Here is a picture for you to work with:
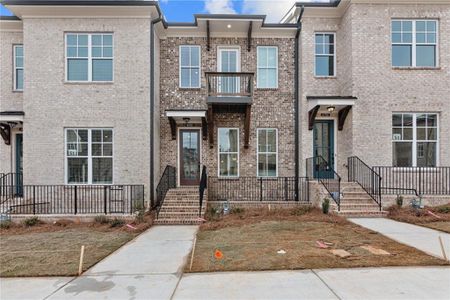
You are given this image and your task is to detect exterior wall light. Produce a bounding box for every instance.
[327,106,336,113]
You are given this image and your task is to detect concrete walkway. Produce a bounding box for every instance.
[349,218,450,259]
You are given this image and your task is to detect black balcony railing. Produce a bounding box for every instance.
[155,165,176,215]
[206,72,254,97]
[348,156,382,210]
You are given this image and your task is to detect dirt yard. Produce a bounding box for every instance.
[387,203,450,233]
[0,214,153,277]
[186,207,448,272]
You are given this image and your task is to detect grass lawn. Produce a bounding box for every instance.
[187,207,448,272]
[387,203,450,234]
[0,215,152,277]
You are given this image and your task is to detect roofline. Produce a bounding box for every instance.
[0,15,21,20]
[295,0,341,7]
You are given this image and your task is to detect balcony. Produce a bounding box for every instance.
[205,72,254,103]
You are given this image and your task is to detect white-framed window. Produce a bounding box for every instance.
[315,32,336,77]
[392,20,438,67]
[218,128,239,177]
[392,113,438,167]
[179,45,200,88]
[66,33,113,82]
[257,46,278,88]
[257,128,278,177]
[13,45,23,91]
[65,128,113,184]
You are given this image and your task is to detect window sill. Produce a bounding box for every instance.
[392,67,441,71]
[256,88,279,91]
[179,87,202,91]
[217,177,240,180]
[314,76,337,79]
[64,81,114,85]
[12,90,23,93]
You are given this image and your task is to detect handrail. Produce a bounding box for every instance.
[155,165,176,216]
[348,156,382,211]
[306,156,341,211]
[199,165,207,217]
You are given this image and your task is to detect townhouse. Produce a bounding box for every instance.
[0,0,449,223]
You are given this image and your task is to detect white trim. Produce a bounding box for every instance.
[13,44,23,91]
[177,127,202,187]
[0,115,24,122]
[256,46,279,89]
[217,127,240,178]
[307,98,355,111]
[256,128,278,177]
[179,45,201,88]
[165,110,206,118]
[314,32,336,77]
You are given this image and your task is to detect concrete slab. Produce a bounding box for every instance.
[173,270,338,300]
[48,274,179,300]
[350,218,450,259]
[0,277,74,300]
[316,266,450,300]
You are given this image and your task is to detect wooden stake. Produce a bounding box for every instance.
[78,245,85,275]
[439,236,448,261]
[189,237,197,271]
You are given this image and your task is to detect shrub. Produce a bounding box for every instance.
[322,198,330,214]
[396,195,404,207]
[230,207,245,215]
[22,217,40,227]
[436,205,450,214]
[109,217,125,228]
[205,206,221,221]
[291,205,313,216]
[134,201,146,224]
[94,215,110,224]
[0,220,12,229]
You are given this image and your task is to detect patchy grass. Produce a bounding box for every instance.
[187,207,448,272]
[387,203,450,233]
[0,214,153,277]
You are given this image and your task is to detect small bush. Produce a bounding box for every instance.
[205,206,221,221]
[109,217,125,228]
[134,201,146,224]
[0,220,12,229]
[22,217,40,227]
[94,215,110,224]
[291,205,313,216]
[230,207,245,215]
[322,198,330,214]
[396,195,404,207]
[436,205,450,214]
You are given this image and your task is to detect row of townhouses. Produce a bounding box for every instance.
[0,0,449,223]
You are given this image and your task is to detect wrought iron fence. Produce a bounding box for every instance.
[155,165,176,214]
[0,173,22,199]
[348,156,382,210]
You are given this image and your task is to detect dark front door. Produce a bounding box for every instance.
[313,120,335,179]
[179,129,201,186]
[15,133,23,196]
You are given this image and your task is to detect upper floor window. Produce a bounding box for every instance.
[257,46,278,88]
[392,20,438,67]
[179,45,200,88]
[66,33,113,82]
[315,33,335,77]
[13,45,23,91]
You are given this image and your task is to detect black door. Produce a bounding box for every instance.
[179,129,201,185]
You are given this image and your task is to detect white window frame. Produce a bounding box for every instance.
[13,44,23,91]
[314,32,336,77]
[64,128,114,185]
[257,128,278,177]
[65,33,114,83]
[179,45,201,88]
[217,127,239,178]
[391,19,439,68]
[257,46,278,89]
[392,113,439,167]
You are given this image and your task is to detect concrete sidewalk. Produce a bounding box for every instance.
[349,218,450,259]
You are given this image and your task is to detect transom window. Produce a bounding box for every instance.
[179,45,200,88]
[392,20,438,67]
[315,33,335,77]
[13,45,23,91]
[392,113,438,167]
[257,129,278,177]
[66,128,113,184]
[218,128,239,177]
[66,33,113,82]
[257,46,278,88]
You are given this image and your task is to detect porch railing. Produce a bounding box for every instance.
[373,166,450,195]
[348,156,382,211]
[205,72,254,97]
[0,172,23,200]
[208,176,309,202]
[155,165,176,215]
[199,165,207,216]
[306,156,341,210]
[0,184,144,215]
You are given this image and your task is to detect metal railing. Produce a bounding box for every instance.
[306,156,341,210]
[348,156,382,211]
[199,165,207,217]
[0,184,144,215]
[208,176,309,202]
[206,72,254,97]
[155,165,176,215]
[0,172,23,200]
[373,166,450,195]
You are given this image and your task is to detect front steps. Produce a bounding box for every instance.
[333,182,387,218]
[154,187,207,225]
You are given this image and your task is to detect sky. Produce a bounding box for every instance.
[0,0,326,23]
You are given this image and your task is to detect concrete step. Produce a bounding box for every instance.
[336,210,388,218]
[340,198,375,203]
[159,206,205,213]
[337,204,381,211]
[154,218,204,225]
[158,211,205,218]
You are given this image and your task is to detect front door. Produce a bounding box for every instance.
[218,47,240,94]
[179,129,201,186]
[313,120,335,179]
[15,133,23,196]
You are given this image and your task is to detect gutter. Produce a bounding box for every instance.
[294,6,304,201]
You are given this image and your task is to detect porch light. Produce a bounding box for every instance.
[327,106,336,113]
[183,117,190,124]
[227,24,232,28]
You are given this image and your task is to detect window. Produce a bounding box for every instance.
[257,46,278,88]
[218,128,239,177]
[392,20,437,67]
[13,45,23,91]
[257,129,278,177]
[66,33,113,82]
[315,33,335,76]
[179,45,200,88]
[66,128,113,184]
[392,113,438,167]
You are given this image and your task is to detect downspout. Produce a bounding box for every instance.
[150,13,162,208]
[294,6,304,201]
